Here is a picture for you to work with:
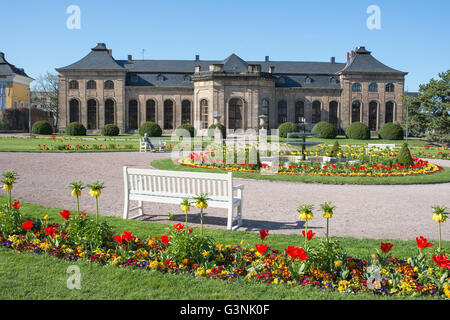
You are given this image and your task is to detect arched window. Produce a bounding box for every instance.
[277,100,287,125]
[69,99,80,123]
[369,101,378,131]
[369,83,378,92]
[181,100,191,124]
[69,80,79,90]
[352,83,362,92]
[104,99,115,125]
[385,101,394,123]
[199,99,209,129]
[385,83,395,92]
[87,99,97,130]
[86,80,96,90]
[352,100,361,123]
[163,100,174,130]
[312,101,321,124]
[146,99,156,123]
[20,101,24,108]
[104,80,114,89]
[329,101,338,127]
[229,98,244,130]
[261,99,269,128]
[295,101,304,123]
[128,100,138,130]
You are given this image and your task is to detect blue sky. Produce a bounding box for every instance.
[1,0,449,91]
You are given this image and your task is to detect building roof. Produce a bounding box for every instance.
[57,43,126,71]
[0,52,31,78]
[339,46,407,75]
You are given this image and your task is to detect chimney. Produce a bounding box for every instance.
[195,65,201,73]
[265,56,269,62]
[330,57,335,64]
[108,49,112,56]
[346,52,350,61]
[195,54,200,61]
[351,51,355,58]
[128,55,133,62]
[268,66,275,74]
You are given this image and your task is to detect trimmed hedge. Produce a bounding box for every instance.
[378,122,404,140]
[175,124,195,137]
[278,122,299,138]
[312,121,337,139]
[66,122,86,136]
[139,122,162,137]
[396,143,414,168]
[31,120,53,135]
[0,120,10,130]
[208,124,227,139]
[345,122,370,140]
[101,124,120,136]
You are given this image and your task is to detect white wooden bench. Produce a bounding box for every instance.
[140,138,167,152]
[368,144,396,151]
[123,167,244,230]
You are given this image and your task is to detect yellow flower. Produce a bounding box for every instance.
[323,211,333,219]
[202,251,209,257]
[43,215,49,220]
[89,189,101,197]
[444,285,450,298]
[71,189,82,197]
[334,260,342,268]
[181,205,190,212]
[240,240,246,245]
[432,213,446,222]
[195,202,208,209]
[3,184,12,190]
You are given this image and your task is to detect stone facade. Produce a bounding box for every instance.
[56,44,407,135]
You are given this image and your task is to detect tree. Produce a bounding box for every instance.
[406,70,450,143]
[31,72,59,130]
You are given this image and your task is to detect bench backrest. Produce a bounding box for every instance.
[141,138,161,146]
[124,167,233,201]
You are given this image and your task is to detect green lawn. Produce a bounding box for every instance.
[1,197,447,300]
[151,158,450,185]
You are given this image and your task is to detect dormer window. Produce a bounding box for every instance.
[305,76,312,84]
[184,74,191,81]
[369,83,378,92]
[329,77,339,84]
[157,73,165,81]
[385,83,395,92]
[69,80,79,90]
[86,80,96,90]
[352,83,362,92]
[130,74,138,82]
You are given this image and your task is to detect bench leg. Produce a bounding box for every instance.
[123,197,129,219]
[227,206,233,230]
[138,201,144,216]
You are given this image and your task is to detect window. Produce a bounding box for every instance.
[146,99,156,123]
[228,98,243,130]
[69,99,80,123]
[385,101,394,123]
[312,101,321,124]
[295,101,304,123]
[351,100,361,123]
[130,74,138,82]
[104,99,115,125]
[369,83,378,92]
[13,101,18,108]
[87,99,97,130]
[163,100,174,130]
[277,101,287,125]
[200,99,209,129]
[385,83,395,92]
[128,100,138,130]
[104,80,114,89]
[157,74,165,81]
[20,101,24,108]
[369,101,378,131]
[181,100,191,124]
[69,80,79,90]
[261,99,269,128]
[329,101,338,127]
[0,83,6,109]
[352,83,362,92]
[184,75,191,81]
[86,80,96,90]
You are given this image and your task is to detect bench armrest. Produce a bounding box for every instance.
[233,184,244,191]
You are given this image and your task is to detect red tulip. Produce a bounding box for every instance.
[256,244,268,255]
[302,230,316,241]
[113,235,123,244]
[189,228,193,233]
[161,235,171,245]
[284,246,308,261]
[432,254,450,269]
[59,210,71,220]
[45,226,57,237]
[259,229,269,240]
[22,220,33,231]
[122,231,134,242]
[174,223,184,231]
[416,236,433,250]
[296,247,308,261]
[11,201,22,209]
[380,242,393,253]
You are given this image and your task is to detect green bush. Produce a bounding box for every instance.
[208,124,226,139]
[345,122,370,140]
[175,124,195,137]
[329,140,341,157]
[66,122,87,136]
[278,122,299,138]
[312,121,337,139]
[396,143,414,168]
[0,121,9,130]
[139,122,162,137]
[101,124,120,136]
[31,120,53,135]
[378,122,404,140]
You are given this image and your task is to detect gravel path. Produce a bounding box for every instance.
[1,152,449,241]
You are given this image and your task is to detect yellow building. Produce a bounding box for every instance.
[0,52,34,110]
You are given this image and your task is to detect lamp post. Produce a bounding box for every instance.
[405,86,409,144]
[28,88,32,133]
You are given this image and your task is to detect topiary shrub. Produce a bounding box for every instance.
[378,122,404,140]
[345,122,370,140]
[0,120,10,130]
[278,122,299,138]
[175,124,195,137]
[31,120,53,135]
[66,122,86,136]
[101,124,120,136]
[329,140,341,157]
[312,121,337,139]
[208,124,226,139]
[139,121,162,137]
[396,142,414,168]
